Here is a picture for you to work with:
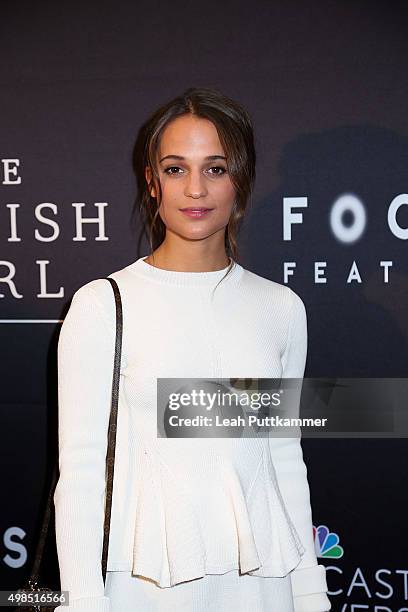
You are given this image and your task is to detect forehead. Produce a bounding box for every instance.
[158,115,225,158]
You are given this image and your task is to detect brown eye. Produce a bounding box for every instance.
[164,166,183,175]
[208,166,227,176]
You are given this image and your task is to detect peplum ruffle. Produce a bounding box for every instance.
[131,444,306,588]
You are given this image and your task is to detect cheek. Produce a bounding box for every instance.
[213,176,235,198]
[158,181,181,208]
[160,178,176,196]
[215,182,236,213]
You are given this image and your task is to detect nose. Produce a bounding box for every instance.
[184,169,207,198]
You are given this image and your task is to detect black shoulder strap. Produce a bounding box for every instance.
[101,277,123,584]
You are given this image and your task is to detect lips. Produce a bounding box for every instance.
[179,207,214,218]
[180,207,213,211]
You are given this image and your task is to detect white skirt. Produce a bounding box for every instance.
[105,569,295,612]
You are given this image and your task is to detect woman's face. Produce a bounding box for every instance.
[145,114,236,243]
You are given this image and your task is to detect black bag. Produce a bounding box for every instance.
[17,277,123,611]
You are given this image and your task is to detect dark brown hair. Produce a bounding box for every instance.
[134,86,256,287]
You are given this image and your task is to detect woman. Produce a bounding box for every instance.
[53,87,331,611]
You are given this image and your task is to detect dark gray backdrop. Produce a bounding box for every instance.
[1,1,407,609]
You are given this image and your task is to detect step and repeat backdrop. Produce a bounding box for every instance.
[1,1,407,610]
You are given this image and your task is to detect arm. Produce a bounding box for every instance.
[269,288,331,612]
[53,282,114,612]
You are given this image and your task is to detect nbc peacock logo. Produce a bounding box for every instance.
[313,524,344,558]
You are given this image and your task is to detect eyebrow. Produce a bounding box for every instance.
[159,154,227,163]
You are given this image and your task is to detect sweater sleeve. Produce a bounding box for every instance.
[53,282,115,612]
[268,289,331,612]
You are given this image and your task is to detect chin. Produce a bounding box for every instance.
[172,223,219,241]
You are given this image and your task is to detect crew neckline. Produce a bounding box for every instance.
[126,256,243,287]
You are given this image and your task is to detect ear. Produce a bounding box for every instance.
[145,166,157,199]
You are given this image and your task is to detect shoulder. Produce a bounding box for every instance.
[240,267,307,319]
[67,261,136,330]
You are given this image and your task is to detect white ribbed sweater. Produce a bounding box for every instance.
[53,256,331,612]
